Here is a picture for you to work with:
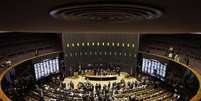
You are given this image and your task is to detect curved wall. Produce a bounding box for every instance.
[0,51,201,101]
[138,51,201,101]
[0,51,62,101]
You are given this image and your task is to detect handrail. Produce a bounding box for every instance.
[138,51,201,101]
[0,51,62,101]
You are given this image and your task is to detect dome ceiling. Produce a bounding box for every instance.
[0,0,201,33]
[49,2,163,23]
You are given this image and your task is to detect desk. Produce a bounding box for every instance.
[85,75,117,81]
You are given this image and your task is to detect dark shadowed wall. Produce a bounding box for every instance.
[62,33,139,76]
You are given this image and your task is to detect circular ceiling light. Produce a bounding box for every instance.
[49,3,163,23]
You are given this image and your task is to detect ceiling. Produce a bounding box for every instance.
[0,0,201,33]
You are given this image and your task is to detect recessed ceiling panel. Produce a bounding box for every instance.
[49,2,163,23]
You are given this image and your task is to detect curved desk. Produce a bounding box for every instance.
[85,74,117,81]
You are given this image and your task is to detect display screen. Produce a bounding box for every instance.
[34,57,59,80]
[142,58,167,80]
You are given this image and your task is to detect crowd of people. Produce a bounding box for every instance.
[78,64,121,76]
[39,79,148,101]
[26,73,181,101]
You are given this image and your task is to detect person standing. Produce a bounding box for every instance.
[35,48,38,56]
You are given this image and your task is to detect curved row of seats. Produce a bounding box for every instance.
[0,33,61,72]
[140,37,201,74]
[27,80,176,101]
[115,85,175,101]
[140,34,201,60]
